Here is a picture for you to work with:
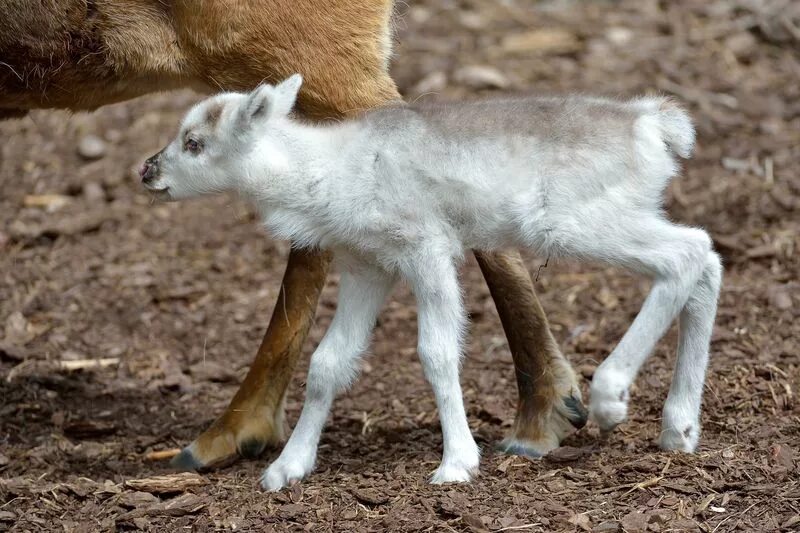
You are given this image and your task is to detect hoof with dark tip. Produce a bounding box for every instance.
[562,396,589,429]
[497,440,545,459]
[170,447,204,471]
[238,438,267,459]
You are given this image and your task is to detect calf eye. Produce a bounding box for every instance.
[184,138,202,154]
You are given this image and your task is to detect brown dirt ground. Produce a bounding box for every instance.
[1,1,799,532]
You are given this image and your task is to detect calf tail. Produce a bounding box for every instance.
[653,98,695,159]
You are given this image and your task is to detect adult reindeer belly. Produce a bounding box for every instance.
[0,0,191,112]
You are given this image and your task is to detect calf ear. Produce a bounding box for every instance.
[271,74,303,117]
[237,74,303,128]
[239,84,273,126]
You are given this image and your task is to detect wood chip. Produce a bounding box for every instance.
[118,493,206,520]
[546,446,590,463]
[144,449,181,462]
[461,513,488,532]
[60,358,119,371]
[23,194,71,211]
[352,488,389,506]
[624,475,664,494]
[63,420,117,439]
[124,473,208,494]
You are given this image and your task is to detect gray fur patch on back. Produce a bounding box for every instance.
[365,95,641,148]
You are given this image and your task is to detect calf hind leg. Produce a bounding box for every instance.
[586,221,713,440]
[660,251,722,451]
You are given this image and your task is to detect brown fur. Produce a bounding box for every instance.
[204,102,224,129]
[0,0,397,118]
[1,0,585,468]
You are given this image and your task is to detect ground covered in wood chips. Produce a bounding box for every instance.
[1,1,799,531]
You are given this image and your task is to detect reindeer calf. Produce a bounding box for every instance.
[140,75,722,490]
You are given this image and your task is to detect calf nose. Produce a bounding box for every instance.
[140,155,159,184]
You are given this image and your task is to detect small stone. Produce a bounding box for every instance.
[341,507,358,520]
[768,285,793,310]
[119,490,159,509]
[459,11,486,30]
[188,361,238,383]
[413,71,447,94]
[461,513,488,532]
[502,29,581,54]
[409,6,431,24]
[620,511,649,532]
[568,512,592,531]
[722,448,735,459]
[605,27,634,46]
[759,117,784,135]
[132,517,151,530]
[724,32,756,58]
[77,134,107,160]
[83,182,106,202]
[105,129,123,143]
[454,65,510,90]
[593,521,621,532]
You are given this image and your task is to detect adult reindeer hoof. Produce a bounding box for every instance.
[171,445,209,471]
[498,392,588,458]
[171,409,284,470]
[561,395,589,429]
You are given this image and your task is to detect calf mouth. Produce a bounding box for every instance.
[143,183,171,200]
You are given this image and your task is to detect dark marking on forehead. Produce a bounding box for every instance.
[205,102,224,129]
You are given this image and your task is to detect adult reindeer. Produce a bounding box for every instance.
[0,0,587,470]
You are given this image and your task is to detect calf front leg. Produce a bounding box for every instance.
[405,257,480,483]
[261,261,395,490]
[173,248,331,470]
[474,250,587,457]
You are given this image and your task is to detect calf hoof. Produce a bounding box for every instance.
[589,369,630,433]
[589,394,629,433]
[261,453,316,491]
[429,440,480,484]
[430,463,478,484]
[659,417,699,453]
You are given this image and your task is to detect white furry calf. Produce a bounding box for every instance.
[140,75,721,490]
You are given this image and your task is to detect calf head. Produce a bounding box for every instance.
[140,74,304,200]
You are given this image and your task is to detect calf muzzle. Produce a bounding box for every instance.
[140,151,163,185]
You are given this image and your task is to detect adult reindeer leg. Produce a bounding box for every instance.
[173,249,331,469]
[475,250,588,456]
